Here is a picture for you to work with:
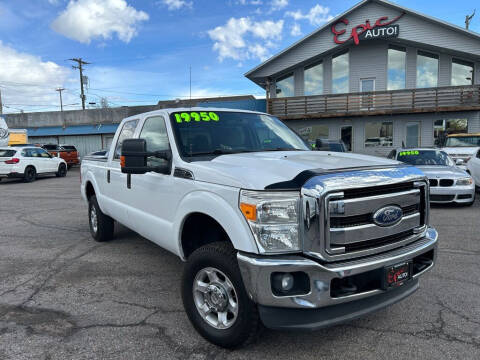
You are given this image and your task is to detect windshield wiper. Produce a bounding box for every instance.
[188,149,255,157]
[188,148,304,157]
[260,147,304,152]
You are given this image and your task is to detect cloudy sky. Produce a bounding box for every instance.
[0,0,478,113]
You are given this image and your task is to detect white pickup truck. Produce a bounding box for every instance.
[81,108,438,348]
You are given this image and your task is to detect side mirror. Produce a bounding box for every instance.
[456,159,464,166]
[121,138,172,175]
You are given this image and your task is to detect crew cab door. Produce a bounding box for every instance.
[126,115,178,252]
[104,119,139,224]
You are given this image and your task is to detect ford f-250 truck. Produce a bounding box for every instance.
[80,108,438,348]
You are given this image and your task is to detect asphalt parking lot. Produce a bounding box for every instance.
[0,168,479,360]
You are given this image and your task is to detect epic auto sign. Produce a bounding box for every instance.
[331,13,404,45]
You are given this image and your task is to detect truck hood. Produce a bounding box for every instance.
[187,151,400,189]
[416,165,468,179]
[442,147,479,156]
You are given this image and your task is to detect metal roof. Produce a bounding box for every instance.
[27,124,119,137]
[245,0,480,79]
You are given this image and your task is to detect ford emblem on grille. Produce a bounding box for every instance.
[373,206,403,227]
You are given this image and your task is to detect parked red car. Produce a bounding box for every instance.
[42,144,80,168]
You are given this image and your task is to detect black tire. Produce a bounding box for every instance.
[67,164,72,170]
[88,195,114,242]
[182,242,260,349]
[56,163,67,177]
[23,166,36,183]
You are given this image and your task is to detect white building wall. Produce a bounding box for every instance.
[350,42,388,92]
[438,54,452,87]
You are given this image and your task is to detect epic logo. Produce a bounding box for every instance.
[331,13,404,45]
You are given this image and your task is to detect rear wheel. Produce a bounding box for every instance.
[182,242,260,349]
[56,163,67,177]
[88,195,114,242]
[23,166,36,183]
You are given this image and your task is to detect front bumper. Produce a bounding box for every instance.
[258,279,418,330]
[430,185,475,203]
[238,227,438,330]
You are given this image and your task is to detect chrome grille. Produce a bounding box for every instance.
[301,166,429,262]
[327,187,422,255]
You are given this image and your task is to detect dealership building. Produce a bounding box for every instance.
[246,0,480,156]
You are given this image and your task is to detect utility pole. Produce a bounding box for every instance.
[0,89,3,115]
[56,87,66,128]
[56,88,65,112]
[69,58,90,110]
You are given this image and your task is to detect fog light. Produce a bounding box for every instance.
[281,273,294,291]
[271,272,310,296]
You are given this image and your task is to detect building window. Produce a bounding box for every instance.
[365,121,393,147]
[290,123,329,147]
[416,51,438,88]
[304,62,323,95]
[275,73,294,98]
[451,59,474,86]
[434,119,468,146]
[387,46,406,90]
[332,51,349,94]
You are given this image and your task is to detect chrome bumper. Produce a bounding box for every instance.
[238,227,437,310]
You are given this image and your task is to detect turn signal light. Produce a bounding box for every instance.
[120,155,126,168]
[240,203,257,221]
[5,158,20,164]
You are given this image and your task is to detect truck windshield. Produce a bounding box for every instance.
[170,111,309,158]
[397,150,452,166]
[445,136,480,147]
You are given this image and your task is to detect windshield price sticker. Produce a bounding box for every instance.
[399,150,420,156]
[174,112,219,123]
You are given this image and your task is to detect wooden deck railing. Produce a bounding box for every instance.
[267,85,480,119]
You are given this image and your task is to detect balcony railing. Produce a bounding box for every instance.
[267,85,480,119]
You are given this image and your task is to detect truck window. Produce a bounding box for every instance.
[139,116,170,168]
[170,111,309,159]
[114,120,139,160]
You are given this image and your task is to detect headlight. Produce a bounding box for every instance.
[456,177,473,186]
[239,190,300,253]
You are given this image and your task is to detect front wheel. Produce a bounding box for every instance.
[56,163,67,177]
[88,195,114,242]
[182,242,260,349]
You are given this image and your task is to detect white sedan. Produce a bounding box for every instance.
[389,148,475,205]
[466,148,480,192]
[0,146,67,182]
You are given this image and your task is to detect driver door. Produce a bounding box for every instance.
[127,115,178,252]
[38,148,57,172]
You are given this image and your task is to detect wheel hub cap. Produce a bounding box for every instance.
[205,284,228,311]
[192,267,238,330]
[90,207,98,233]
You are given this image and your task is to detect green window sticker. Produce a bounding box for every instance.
[174,112,219,123]
[399,150,420,156]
